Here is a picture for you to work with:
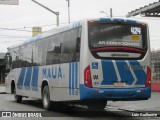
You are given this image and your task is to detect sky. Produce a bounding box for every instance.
[0,0,159,52]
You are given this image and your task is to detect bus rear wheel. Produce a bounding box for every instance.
[14,87,22,103]
[42,85,51,110]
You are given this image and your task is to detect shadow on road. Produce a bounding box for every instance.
[11,99,133,117]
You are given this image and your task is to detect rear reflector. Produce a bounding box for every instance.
[84,65,93,87]
[145,66,151,87]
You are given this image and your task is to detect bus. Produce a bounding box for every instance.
[5,18,151,111]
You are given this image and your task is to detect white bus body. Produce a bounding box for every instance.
[5,18,151,110]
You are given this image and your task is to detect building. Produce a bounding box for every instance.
[126,1,160,18]
[151,50,160,91]
[32,27,42,37]
[0,53,6,84]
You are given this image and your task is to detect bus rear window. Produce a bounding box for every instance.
[88,22,147,49]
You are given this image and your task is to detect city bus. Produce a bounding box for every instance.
[5,18,151,111]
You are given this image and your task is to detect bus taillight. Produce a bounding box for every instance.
[84,65,93,87]
[145,66,151,87]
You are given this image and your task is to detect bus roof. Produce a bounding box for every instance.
[8,21,81,49]
[89,17,147,24]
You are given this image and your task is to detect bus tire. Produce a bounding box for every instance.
[42,85,51,110]
[14,87,22,103]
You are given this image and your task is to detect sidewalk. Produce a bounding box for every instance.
[108,92,160,112]
[0,84,5,93]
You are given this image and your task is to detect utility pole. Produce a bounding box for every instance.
[31,0,59,26]
[66,0,70,24]
[110,8,113,18]
[100,8,113,18]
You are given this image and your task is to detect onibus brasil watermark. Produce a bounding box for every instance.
[1,112,42,118]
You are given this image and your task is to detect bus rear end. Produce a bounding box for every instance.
[80,18,151,102]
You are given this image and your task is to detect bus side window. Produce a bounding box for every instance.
[46,34,61,65]
[61,38,76,63]
[60,28,81,63]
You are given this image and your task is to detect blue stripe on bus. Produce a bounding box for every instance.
[75,22,78,28]
[75,62,78,89]
[80,84,151,100]
[100,18,110,21]
[69,63,71,95]
[113,18,124,22]
[75,62,78,95]
[17,67,26,89]
[100,18,137,23]
[24,67,32,90]
[69,62,78,96]
[129,61,146,85]
[78,21,80,27]
[101,60,118,85]
[31,66,39,91]
[72,63,75,95]
[116,61,134,85]
[127,19,137,23]
[72,21,80,28]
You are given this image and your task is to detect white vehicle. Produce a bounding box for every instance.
[5,18,151,110]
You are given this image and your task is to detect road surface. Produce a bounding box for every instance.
[0,92,159,120]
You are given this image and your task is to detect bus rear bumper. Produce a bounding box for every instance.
[79,84,151,101]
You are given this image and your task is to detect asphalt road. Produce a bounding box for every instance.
[0,92,159,120]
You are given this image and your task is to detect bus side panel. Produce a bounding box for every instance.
[14,67,41,99]
[40,62,80,101]
[6,62,81,101]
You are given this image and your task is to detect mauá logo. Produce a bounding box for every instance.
[42,65,63,79]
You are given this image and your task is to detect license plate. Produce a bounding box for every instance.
[114,82,126,87]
